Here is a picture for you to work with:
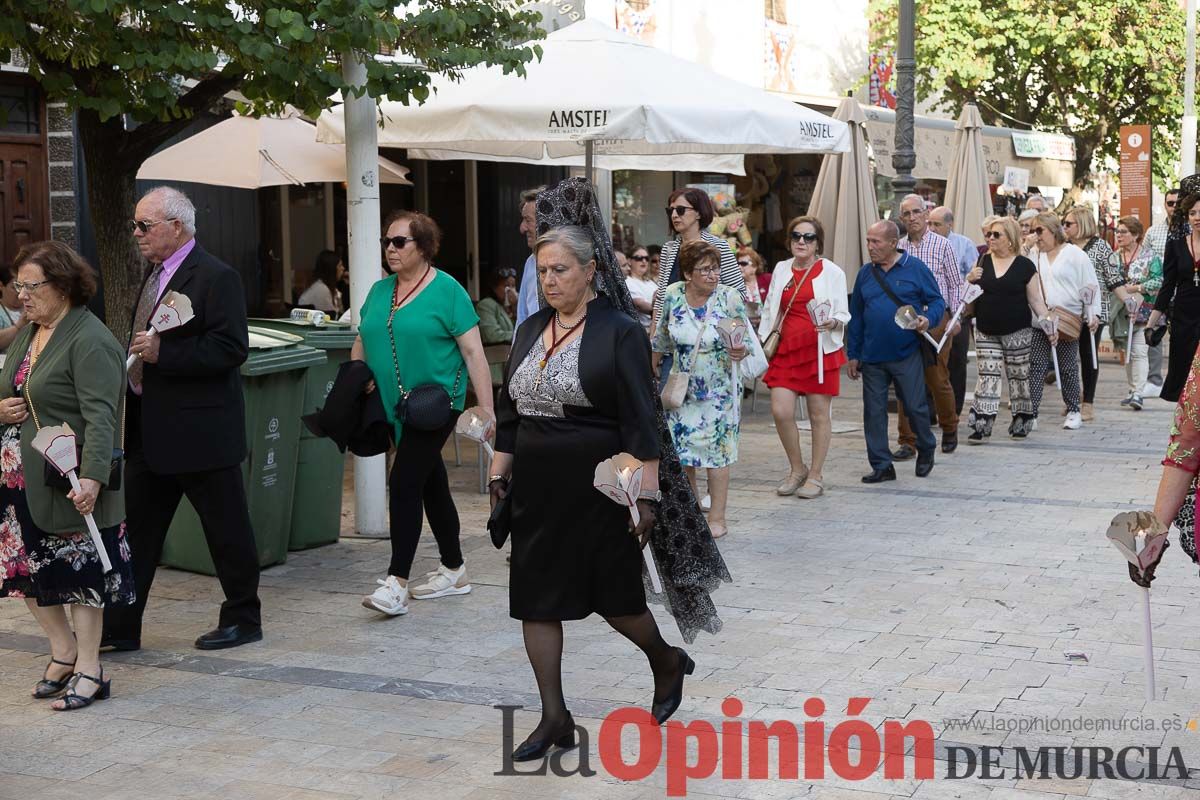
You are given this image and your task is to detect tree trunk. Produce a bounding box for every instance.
[77,110,143,347]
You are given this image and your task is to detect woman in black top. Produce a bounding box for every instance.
[1149,183,1200,403]
[966,216,1052,443]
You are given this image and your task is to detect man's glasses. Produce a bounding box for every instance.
[381,235,414,249]
[790,231,819,243]
[899,208,926,218]
[129,218,175,234]
[984,231,1003,240]
[666,205,694,217]
[630,255,649,262]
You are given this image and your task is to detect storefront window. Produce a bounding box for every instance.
[0,83,39,136]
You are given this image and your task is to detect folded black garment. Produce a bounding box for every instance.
[302,359,392,457]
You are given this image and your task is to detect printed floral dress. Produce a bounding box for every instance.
[0,354,134,608]
[1165,344,1200,566]
[653,283,746,468]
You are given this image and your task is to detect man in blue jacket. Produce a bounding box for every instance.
[847,221,946,483]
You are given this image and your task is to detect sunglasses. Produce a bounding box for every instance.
[666,205,694,217]
[736,259,753,267]
[1167,201,1178,209]
[381,235,414,249]
[790,231,819,243]
[1032,227,1047,236]
[630,255,649,262]
[129,218,176,234]
[984,231,1003,240]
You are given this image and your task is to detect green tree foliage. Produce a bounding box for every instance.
[0,0,543,338]
[869,0,1186,196]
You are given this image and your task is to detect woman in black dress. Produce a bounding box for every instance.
[489,180,730,762]
[1150,178,1200,403]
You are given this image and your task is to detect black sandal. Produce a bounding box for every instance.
[52,670,111,711]
[32,657,77,699]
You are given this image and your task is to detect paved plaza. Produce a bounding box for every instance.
[1,358,1198,800]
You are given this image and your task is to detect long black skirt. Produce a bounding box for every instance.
[1162,317,1200,403]
[509,414,648,621]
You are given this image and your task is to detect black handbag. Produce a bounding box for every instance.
[487,481,513,549]
[23,364,124,492]
[387,306,462,432]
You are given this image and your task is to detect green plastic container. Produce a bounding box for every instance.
[160,328,327,575]
[249,318,358,550]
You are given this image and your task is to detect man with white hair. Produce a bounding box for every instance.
[103,186,262,652]
[928,206,978,414]
[1024,194,1047,213]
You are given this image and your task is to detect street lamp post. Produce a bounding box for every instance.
[891,0,917,210]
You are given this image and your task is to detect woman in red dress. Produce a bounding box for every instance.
[758,216,850,499]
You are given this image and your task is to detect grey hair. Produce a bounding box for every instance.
[520,185,546,206]
[1017,209,1039,223]
[900,193,926,210]
[141,186,197,235]
[535,225,595,267]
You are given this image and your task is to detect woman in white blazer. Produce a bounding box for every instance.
[757,216,850,499]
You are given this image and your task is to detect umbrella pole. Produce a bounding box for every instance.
[585,140,594,185]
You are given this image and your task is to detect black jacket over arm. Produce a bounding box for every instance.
[496,295,660,462]
[130,244,250,474]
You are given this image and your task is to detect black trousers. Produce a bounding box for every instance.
[947,323,971,416]
[104,449,262,640]
[387,413,464,579]
[1077,324,1104,404]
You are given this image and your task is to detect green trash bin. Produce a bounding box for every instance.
[160,327,327,575]
[249,317,358,550]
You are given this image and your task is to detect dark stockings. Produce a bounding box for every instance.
[520,611,678,744]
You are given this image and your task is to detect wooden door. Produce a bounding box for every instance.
[0,142,48,265]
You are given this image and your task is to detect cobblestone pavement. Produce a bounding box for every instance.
[2,357,1198,800]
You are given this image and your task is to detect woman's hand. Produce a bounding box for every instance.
[728,344,748,362]
[488,477,509,512]
[1148,309,1166,329]
[815,319,837,332]
[967,265,983,283]
[1088,315,1100,333]
[0,397,27,426]
[67,478,101,516]
[364,379,376,394]
[630,499,657,549]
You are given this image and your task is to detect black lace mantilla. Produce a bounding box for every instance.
[535,177,732,643]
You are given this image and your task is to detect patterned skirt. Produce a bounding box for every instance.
[0,425,134,608]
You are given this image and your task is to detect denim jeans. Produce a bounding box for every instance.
[861,350,936,470]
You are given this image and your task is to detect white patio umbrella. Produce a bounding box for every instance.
[807,97,877,287]
[139,113,411,189]
[944,103,991,242]
[316,19,849,169]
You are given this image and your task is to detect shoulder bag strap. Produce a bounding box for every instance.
[868,262,907,309]
[387,305,461,398]
[22,341,125,448]
[767,260,817,337]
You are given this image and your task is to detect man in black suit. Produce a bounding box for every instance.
[103,186,263,651]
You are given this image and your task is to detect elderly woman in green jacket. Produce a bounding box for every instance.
[0,241,132,711]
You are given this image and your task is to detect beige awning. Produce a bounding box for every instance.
[807,98,877,287]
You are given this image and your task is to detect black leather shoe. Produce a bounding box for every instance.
[652,647,695,725]
[891,445,916,461]
[100,636,141,652]
[194,625,263,651]
[915,452,935,477]
[861,465,896,484]
[941,432,958,453]
[512,715,577,762]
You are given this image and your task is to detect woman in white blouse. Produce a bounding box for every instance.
[1029,212,1101,430]
[624,244,657,331]
[297,250,345,316]
[757,217,850,499]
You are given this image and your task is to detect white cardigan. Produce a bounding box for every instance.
[757,258,851,354]
[1037,244,1101,319]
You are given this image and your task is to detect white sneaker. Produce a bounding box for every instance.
[362,576,409,616]
[1063,412,1082,430]
[700,494,711,512]
[1143,382,1162,398]
[410,564,472,600]
[1031,418,1039,431]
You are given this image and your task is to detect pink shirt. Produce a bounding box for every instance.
[157,238,196,300]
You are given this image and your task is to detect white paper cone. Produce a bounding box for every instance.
[643,547,663,594]
[1141,586,1156,702]
[67,471,112,573]
[816,338,824,384]
[628,504,640,527]
[921,331,939,348]
[1091,335,1099,370]
[1050,344,1062,387]
[1126,323,1134,364]
[937,303,966,353]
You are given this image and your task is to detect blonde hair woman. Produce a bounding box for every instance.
[1062,206,1119,420]
[757,216,849,499]
[964,217,1051,442]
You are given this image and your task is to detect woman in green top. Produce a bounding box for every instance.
[0,241,132,711]
[476,268,517,387]
[352,210,494,618]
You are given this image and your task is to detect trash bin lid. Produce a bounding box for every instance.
[247,318,358,350]
[243,326,327,376]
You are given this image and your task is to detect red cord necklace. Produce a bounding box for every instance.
[533,309,587,390]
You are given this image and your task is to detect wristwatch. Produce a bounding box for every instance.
[638,489,662,503]
[488,474,509,486]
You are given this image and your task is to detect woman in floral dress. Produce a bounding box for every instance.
[653,239,750,539]
[0,241,133,711]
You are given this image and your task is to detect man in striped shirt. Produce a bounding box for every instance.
[894,194,962,455]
